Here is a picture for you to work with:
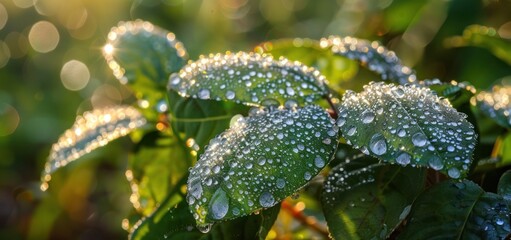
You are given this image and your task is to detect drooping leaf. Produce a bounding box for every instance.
[41,106,146,189]
[129,198,281,240]
[127,130,192,216]
[255,38,359,87]
[322,155,426,240]
[337,82,477,178]
[498,170,511,206]
[168,52,328,106]
[167,91,249,149]
[103,20,188,118]
[398,180,511,239]
[320,36,417,85]
[445,25,511,65]
[186,105,338,226]
[475,85,511,128]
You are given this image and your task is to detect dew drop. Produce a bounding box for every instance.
[369,133,387,156]
[210,188,229,220]
[337,118,346,127]
[447,146,455,152]
[428,156,444,170]
[197,223,212,233]
[225,90,236,100]
[396,152,411,165]
[259,192,275,208]
[412,132,427,147]
[304,172,312,180]
[496,218,505,226]
[198,89,210,99]
[346,126,357,136]
[397,129,406,137]
[447,167,460,179]
[362,110,375,124]
[314,156,325,168]
[276,178,286,189]
[257,157,266,166]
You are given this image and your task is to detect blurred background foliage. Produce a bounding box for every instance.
[0,0,511,239]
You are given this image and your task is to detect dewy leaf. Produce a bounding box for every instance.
[41,106,146,190]
[475,85,511,128]
[127,131,191,216]
[398,180,511,239]
[322,155,426,240]
[186,105,338,227]
[103,20,188,116]
[445,25,511,66]
[255,38,359,87]
[168,52,328,106]
[129,198,281,240]
[337,82,477,178]
[320,36,417,85]
[421,79,476,109]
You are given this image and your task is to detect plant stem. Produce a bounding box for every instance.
[281,199,330,239]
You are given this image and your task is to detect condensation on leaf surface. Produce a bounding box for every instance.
[41,106,146,190]
[320,36,417,84]
[186,105,338,226]
[103,20,188,86]
[168,52,328,106]
[475,85,511,128]
[338,82,476,178]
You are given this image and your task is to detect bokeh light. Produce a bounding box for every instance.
[12,0,33,9]
[0,103,20,137]
[5,32,29,59]
[0,3,7,30]
[0,41,10,68]
[60,60,90,91]
[28,21,60,53]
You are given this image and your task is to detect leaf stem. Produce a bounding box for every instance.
[281,199,330,239]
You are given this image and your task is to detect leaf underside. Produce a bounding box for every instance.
[398,180,511,239]
[337,82,477,178]
[187,105,338,226]
[322,155,426,240]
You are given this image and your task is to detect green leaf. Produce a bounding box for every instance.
[475,85,511,128]
[168,52,328,106]
[187,105,338,226]
[498,170,511,206]
[127,130,192,216]
[255,38,359,88]
[398,180,511,239]
[320,36,417,85]
[337,82,477,178]
[421,79,476,109]
[41,106,146,190]
[322,155,426,240]
[167,91,249,149]
[445,25,511,65]
[103,20,188,119]
[129,198,281,240]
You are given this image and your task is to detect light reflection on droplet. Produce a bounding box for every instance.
[0,103,20,137]
[0,41,10,68]
[60,60,90,91]
[0,3,7,30]
[29,21,60,53]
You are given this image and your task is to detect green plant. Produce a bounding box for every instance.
[40,20,511,239]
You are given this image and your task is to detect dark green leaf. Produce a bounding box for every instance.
[337,82,477,178]
[498,170,511,206]
[129,198,280,240]
[167,91,249,149]
[127,130,191,216]
[422,79,476,109]
[322,156,426,240]
[475,85,511,128]
[320,36,417,85]
[103,20,188,119]
[42,106,146,189]
[168,52,328,106]
[187,105,338,226]
[398,180,511,239]
[445,25,511,65]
